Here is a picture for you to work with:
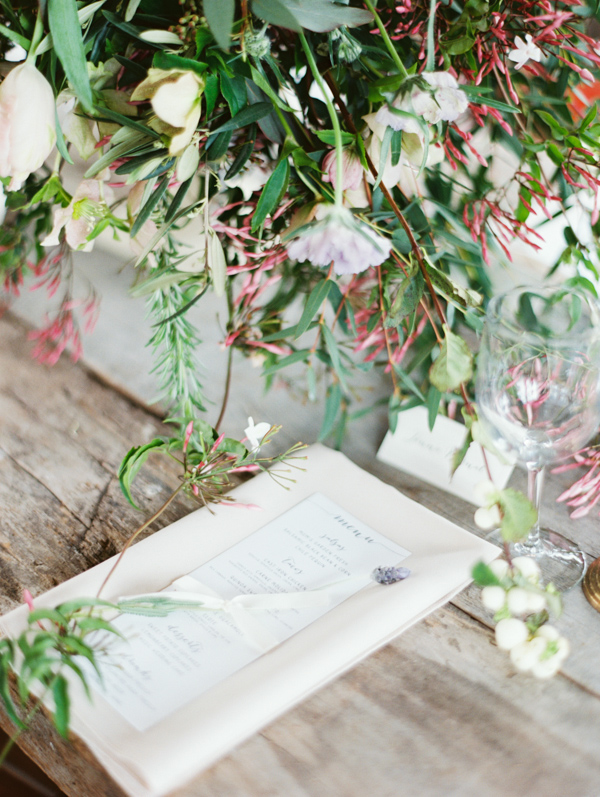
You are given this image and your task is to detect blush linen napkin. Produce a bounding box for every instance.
[0,444,499,797]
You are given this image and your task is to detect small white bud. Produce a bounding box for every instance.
[531,654,562,680]
[495,618,529,651]
[473,479,500,506]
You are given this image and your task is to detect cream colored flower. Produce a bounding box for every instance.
[0,63,56,189]
[132,68,205,156]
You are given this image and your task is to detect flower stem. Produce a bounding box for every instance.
[298,31,344,208]
[25,13,45,65]
[363,0,409,79]
[96,484,184,599]
[426,0,437,71]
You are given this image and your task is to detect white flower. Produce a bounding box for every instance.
[495,617,529,650]
[42,180,109,252]
[375,71,468,133]
[508,35,542,71]
[507,623,569,678]
[223,153,273,200]
[0,184,5,225]
[131,68,205,156]
[286,204,391,276]
[0,62,56,190]
[244,417,271,452]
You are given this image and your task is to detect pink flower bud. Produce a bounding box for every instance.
[0,63,56,190]
[322,148,364,191]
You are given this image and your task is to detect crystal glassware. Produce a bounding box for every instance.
[476,285,600,590]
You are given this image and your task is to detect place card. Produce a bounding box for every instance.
[377,406,514,504]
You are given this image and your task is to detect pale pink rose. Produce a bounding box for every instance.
[322,148,364,191]
[287,204,391,276]
[0,62,57,189]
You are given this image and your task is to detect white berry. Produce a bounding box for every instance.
[489,559,509,580]
[481,585,506,612]
[495,618,529,651]
[507,587,532,616]
[525,591,547,613]
[510,637,546,672]
[512,556,541,583]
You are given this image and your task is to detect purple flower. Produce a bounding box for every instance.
[286,205,391,276]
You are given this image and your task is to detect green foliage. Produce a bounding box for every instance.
[498,489,538,543]
[429,325,474,392]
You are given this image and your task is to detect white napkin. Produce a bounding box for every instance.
[0,444,499,796]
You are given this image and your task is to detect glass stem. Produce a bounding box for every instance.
[525,464,544,549]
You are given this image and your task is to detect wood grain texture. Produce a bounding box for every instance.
[1,310,600,797]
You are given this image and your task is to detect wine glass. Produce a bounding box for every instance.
[476,285,600,590]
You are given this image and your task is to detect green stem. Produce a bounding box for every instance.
[363,0,409,79]
[426,0,436,71]
[96,484,184,599]
[25,13,44,65]
[298,31,344,208]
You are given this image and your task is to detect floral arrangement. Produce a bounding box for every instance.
[0,0,598,758]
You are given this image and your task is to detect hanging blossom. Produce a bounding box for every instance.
[286,204,391,276]
[0,62,56,190]
[375,72,468,132]
[321,148,364,191]
[42,180,111,252]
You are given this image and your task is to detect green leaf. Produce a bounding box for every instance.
[93,105,161,140]
[204,0,235,51]
[52,676,70,739]
[314,130,355,147]
[535,110,568,139]
[471,560,503,587]
[391,227,412,254]
[210,102,273,136]
[391,129,403,167]
[429,325,473,392]
[388,271,424,322]
[498,489,537,543]
[48,0,93,113]
[0,22,30,51]
[451,429,473,476]
[426,386,441,430]
[130,174,170,238]
[27,608,68,627]
[262,349,310,375]
[319,381,342,440]
[322,324,349,392]
[251,158,289,232]
[251,0,302,31]
[0,653,25,730]
[118,438,166,508]
[296,280,333,338]
[153,52,208,78]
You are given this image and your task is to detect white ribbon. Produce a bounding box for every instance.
[118,575,366,653]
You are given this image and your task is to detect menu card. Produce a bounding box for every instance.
[88,493,410,732]
[0,444,498,797]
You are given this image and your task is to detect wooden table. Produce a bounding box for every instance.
[2,308,600,797]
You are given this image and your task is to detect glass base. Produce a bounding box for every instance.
[486,527,587,592]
